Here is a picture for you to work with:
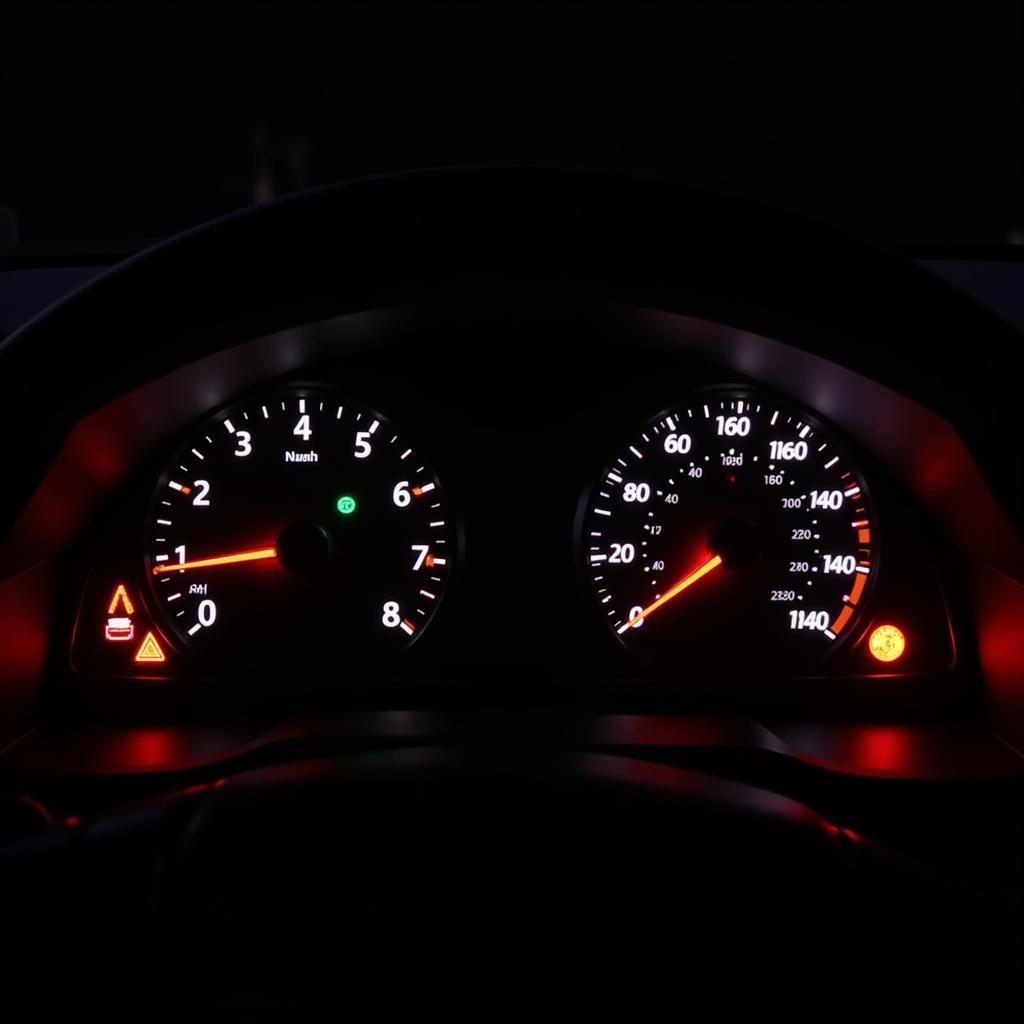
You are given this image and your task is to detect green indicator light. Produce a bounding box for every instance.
[336,495,357,515]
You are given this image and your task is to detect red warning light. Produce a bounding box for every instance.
[105,618,134,642]
[134,631,166,664]
[105,583,136,642]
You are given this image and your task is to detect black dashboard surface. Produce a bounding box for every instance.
[0,170,1021,1012]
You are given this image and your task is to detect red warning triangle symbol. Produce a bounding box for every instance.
[134,631,166,663]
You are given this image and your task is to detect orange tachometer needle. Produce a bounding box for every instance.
[151,547,278,576]
[618,553,723,633]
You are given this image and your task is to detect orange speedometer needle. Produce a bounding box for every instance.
[618,553,723,633]
[151,547,278,575]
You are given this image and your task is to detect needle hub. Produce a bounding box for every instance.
[276,522,332,575]
[708,517,761,569]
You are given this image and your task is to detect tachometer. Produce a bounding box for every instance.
[144,386,455,667]
[579,388,878,675]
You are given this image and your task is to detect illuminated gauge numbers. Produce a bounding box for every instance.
[144,388,455,668]
[580,390,878,676]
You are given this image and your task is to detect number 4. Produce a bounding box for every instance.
[293,414,312,441]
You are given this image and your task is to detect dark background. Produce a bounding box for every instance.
[1,0,1022,251]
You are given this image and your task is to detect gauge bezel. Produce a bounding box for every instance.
[140,380,462,670]
[573,383,882,678]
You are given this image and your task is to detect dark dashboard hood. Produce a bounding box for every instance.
[0,167,1019,539]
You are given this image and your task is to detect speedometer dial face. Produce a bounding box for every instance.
[580,389,878,675]
[145,386,455,668]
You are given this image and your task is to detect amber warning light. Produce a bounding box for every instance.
[104,583,136,642]
[868,624,906,663]
[134,631,166,663]
[101,583,167,665]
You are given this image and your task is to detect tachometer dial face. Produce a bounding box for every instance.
[579,389,878,676]
[145,387,456,667]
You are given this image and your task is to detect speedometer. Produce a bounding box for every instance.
[144,386,456,668]
[579,388,878,675]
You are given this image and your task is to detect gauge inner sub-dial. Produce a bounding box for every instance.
[581,390,878,675]
[145,388,456,666]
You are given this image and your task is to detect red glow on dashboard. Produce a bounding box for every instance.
[114,728,183,768]
[975,568,1024,684]
[973,565,1024,740]
[850,726,915,772]
[3,427,129,573]
[0,570,50,683]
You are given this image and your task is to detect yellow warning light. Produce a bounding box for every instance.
[107,584,134,616]
[868,624,906,663]
[134,631,166,664]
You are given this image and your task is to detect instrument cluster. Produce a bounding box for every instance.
[62,317,962,708]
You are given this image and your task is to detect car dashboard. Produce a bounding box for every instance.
[46,306,966,708]
[2,169,1022,743]
[0,171,1022,1009]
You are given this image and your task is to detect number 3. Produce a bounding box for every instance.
[234,431,252,457]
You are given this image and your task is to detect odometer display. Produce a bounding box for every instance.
[580,389,878,675]
[145,386,455,668]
